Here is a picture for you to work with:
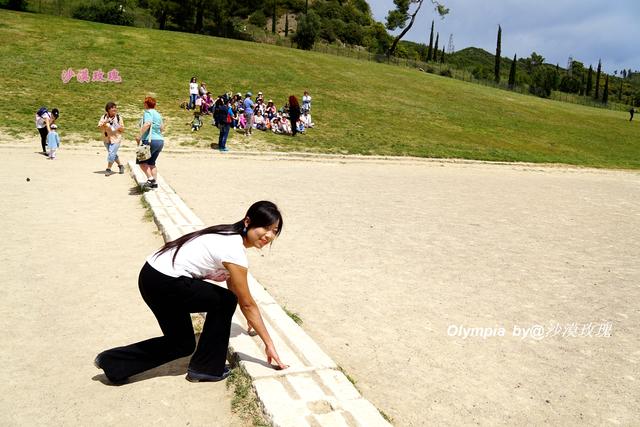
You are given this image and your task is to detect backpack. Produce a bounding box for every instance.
[36,107,48,117]
[102,113,121,137]
[102,113,120,125]
[215,104,230,124]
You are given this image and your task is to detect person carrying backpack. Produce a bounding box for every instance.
[98,102,125,176]
[35,107,59,155]
[214,96,232,152]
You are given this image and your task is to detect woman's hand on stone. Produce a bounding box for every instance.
[265,344,288,370]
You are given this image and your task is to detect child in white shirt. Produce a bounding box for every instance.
[47,124,60,159]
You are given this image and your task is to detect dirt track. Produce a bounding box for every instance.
[161,150,640,426]
[0,146,240,426]
[2,141,639,426]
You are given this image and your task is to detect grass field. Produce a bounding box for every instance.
[1,10,638,168]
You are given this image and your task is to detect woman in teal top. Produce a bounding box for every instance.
[136,96,165,189]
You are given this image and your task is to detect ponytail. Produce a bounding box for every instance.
[153,200,283,266]
[154,221,245,266]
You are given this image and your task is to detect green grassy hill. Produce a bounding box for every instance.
[1,10,638,168]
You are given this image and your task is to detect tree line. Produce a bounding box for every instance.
[489,25,639,106]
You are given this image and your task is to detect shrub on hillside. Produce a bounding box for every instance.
[440,69,453,78]
[319,18,337,43]
[293,11,320,50]
[529,67,555,98]
[471,66,491,80]
[72,2,134,26]
[249,10,267,28]
[559,75,581,94]
[365,22,392,55]
[341,21,363,46]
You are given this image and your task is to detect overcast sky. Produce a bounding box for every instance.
[367,0,639,74]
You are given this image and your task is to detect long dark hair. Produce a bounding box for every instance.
[288,95,300,109]
[154,200,283,265]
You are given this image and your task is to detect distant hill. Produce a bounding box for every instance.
[447,47,497,69]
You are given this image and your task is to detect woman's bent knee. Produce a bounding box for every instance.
[222,290,238,313]
[175,337,196,357]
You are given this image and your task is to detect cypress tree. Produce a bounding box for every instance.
[305,0,308,14]
[440,46,445,63]
[595,59,602,100]
[272,0,276,34]
[285,13,289,37]
[508,54,517,89]
[427,20,434,61]
[579,73,585,95]
[552,64,559,90]
[494,25,502,83]
[433,33,439,62]
[602,75,609,104]
[586,65,593,96]
[618,79,623,101]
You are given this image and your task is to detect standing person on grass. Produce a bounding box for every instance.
[94,201,288,384]
[302,90,312,113]
[189,77,198,110]
[243,92,255,136]
[214,96,232,152]
[98,102,125,176]
[136,96,165,189]
[288,95,301,136]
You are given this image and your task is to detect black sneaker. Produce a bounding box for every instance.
[118,165,125,174]
[186,367,231,382]
[105,169,114,176]
[94,354,127,385]
[143,180,158,190]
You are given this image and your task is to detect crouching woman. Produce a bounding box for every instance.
[95,201,288,383]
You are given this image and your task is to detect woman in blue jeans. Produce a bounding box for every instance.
[136,96,165,189]
[94,201,288,383]
[214,96,232,152]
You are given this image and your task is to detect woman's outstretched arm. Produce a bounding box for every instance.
[225,262,288,370]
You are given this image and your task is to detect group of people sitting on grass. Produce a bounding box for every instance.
[186,78,314,135]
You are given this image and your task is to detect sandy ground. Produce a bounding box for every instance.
[0,146,241,426]
[157,150,640,426]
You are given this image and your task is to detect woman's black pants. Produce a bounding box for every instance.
[38,127,48,152]
[98,262,238,382]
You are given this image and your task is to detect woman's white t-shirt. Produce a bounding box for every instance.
[190,82,199,95]
[35,111,51,129]
[146,234,247,282]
